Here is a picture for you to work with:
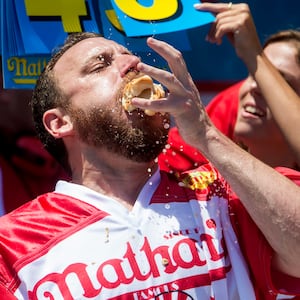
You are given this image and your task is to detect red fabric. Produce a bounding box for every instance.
[1,166,299,299]
[0,193,105,267]
[0,285,17,300]
[274,166,300,186]
[0,136,69,214]
[205,81,243,140]
[158,127,209,173]
[157,78,300,299]
[158,81,243,173]
[228,167,300,299]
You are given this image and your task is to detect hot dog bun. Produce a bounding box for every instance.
[122,74,165,116]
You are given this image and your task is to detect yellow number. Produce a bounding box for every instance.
[24,0,87,32]
[105,9,124,31]
[113,0,178,21]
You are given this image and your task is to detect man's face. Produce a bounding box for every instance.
[234,41,300,144]
[53,37,170,162]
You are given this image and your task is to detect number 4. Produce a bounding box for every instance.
[24,0,87,32]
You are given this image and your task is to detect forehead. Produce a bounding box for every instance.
[264,42,298,70]
[54,37,127,73]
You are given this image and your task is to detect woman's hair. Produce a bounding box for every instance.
[31,32,101,174]
[263,29,300,65]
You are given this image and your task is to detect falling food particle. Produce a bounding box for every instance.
[105,227,110,243]
[162,258,169,266]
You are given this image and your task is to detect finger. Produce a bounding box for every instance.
[201,0,219,3]
[200,4,247,44]
[133,62,193,115]
[194,2,233,13]
[131,96,170,115]
[213,15,241,40]
[136,61,185,96]
[144,37,193,88]
[194,3,231,44]
[206,20,221,44]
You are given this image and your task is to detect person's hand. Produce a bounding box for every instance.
[132,37,212,148]
[194,2,263,64]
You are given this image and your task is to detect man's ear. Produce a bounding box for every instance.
[43,108,74,138]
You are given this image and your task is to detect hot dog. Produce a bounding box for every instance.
[122,74,165,116]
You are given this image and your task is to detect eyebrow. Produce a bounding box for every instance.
[82,51,104,67]
[79,50,106,75]
[80,45,133,72]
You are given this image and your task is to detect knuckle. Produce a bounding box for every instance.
[239,3,250,12]
[172,49,183,61]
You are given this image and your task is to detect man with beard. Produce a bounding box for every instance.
[0,27,299,300]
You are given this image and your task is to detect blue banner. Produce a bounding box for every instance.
[0,0,214,89]
[2,0,300,90]
[111,0,214,37]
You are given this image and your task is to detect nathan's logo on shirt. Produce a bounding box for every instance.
[180,170,217,190]
[27,232,230,299]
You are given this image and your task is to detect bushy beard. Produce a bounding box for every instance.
[70,104,170,163]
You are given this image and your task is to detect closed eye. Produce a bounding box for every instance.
[92,54,112,72]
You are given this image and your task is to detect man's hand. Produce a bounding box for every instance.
[133,37,212,149]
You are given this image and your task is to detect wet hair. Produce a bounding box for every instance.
[31,32,102,174]
[263,29,300,65]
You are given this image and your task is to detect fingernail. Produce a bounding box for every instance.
[193,3,202,9]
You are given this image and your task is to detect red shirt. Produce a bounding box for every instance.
[0,165,299,299]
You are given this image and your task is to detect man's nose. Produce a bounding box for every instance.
[117,54,141,77]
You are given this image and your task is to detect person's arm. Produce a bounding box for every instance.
[196,2,300,166]
[248,49,300,165]
[132,37,300,278]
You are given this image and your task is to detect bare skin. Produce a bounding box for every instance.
[42,7,300,279]
[193,2,300,276]
[133,37,300,278]
[239,43,300,167]
[44,38,164,211]
[197,2,300,168]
